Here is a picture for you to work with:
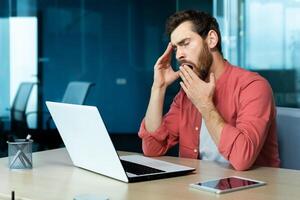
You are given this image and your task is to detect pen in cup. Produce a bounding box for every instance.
[9,135,32,168]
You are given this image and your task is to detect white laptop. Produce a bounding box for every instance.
[45,101,195,183]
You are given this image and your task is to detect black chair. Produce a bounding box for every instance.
[0,82,36,141]
[46,81,95,129]
[33,81,95,150]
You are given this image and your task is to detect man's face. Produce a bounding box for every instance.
[170,21,213,80]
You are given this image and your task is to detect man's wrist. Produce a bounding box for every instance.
[150,85,167,102]
[201,103,225,129]
[198,101,215,119]
[151,84,167,92]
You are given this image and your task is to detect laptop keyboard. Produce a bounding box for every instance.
[121,160,165,175]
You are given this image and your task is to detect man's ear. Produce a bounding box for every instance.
[206,30,219,49]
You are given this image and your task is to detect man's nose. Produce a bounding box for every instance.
[176,48,185,60]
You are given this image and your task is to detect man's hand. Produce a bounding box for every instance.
[153,43,180,89]
[179,65,225,145]
[179,65,216,114]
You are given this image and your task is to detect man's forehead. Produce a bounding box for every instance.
[170,21,195,44]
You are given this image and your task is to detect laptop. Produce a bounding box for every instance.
[45,101,195,183]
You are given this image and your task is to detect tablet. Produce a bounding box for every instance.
[190,176,266,194]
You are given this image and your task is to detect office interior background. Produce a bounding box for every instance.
[0,0,300,156]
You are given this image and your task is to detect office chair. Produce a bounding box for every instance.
[46,81,95,129]
[276,107,300,170]
[0,82,36,140]
[33,81,95,150]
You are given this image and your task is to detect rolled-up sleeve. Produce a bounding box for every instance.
[138,91,183,157]
[218,78,274,171]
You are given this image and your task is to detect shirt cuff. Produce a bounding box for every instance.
[138,119,170,142]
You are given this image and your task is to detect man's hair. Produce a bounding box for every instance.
[165,10,222,55]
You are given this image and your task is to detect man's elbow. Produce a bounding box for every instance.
[231,159,254,171]
[142,148,159,157]
[142,144,166,157]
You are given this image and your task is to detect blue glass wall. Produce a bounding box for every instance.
[38,0,212,133]
[1,0,212,133]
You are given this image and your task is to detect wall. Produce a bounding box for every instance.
[39,0,213,134]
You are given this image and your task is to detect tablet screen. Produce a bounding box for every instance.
[197,177,260,190]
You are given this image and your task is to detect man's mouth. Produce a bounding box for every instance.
[180,62,203,78]
[181,62,195,69]
[186,64,193,69]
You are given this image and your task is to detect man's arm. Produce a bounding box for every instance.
[144,43,179,132]
[139,91,183,156]
[144,87,167,132]
[139,43,180,156]
[217,79,275,170]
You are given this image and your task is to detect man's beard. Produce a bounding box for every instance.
[178,42,213,81]
[197,42,213,81]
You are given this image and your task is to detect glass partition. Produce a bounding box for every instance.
[216,0,300,107]
[1,0,213,133]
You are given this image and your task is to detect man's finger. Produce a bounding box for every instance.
[180,81,189,95]
[180,66,193,83]
[162,42,173,57]
[156,43,173,64]
[179,70,191,86]
[183,65,199,80]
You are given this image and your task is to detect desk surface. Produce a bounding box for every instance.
[0,148,299,200]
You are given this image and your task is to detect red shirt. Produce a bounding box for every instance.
[138,61,280,171]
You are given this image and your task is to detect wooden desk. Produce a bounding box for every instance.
[0,148,299,200]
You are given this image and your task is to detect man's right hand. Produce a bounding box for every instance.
[152,43,180,89]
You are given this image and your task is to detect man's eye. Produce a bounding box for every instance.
[183,42,189,46]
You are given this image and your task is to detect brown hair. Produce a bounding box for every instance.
[165,10,222,55]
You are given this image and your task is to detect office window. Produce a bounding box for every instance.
[9,17,38,128]
[245,0,300,107]
[213,0,240,65]
[0,18,10,118]
[0,2,38,128]
[216,0,300,107]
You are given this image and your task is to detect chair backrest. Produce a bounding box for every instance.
[11,82,35,122]
[276,106,300,170]
[46,81,94,130]
[61,81,94,104]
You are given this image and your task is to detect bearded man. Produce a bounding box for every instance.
[138,10,280,171]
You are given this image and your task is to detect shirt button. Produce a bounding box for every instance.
[195,126,199,131]
[194,149,198,153]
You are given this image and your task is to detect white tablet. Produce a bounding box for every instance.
[190,176,266,194]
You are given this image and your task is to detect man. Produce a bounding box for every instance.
[138,10,280,171]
